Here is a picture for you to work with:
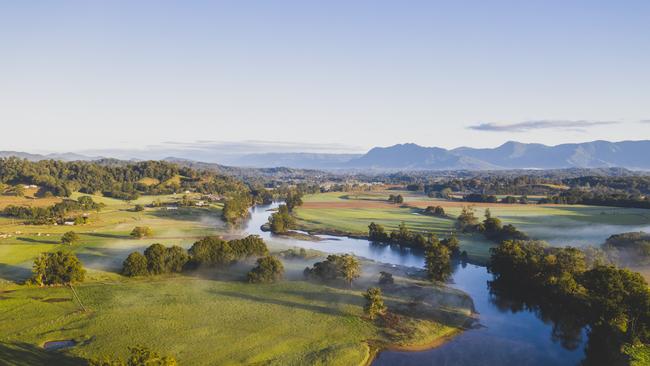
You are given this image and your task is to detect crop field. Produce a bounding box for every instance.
[294,191,650,262]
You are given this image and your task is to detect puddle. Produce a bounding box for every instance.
[43,340,76,351]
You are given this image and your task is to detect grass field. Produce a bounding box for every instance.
[0,191,473,365]
[0,192,225,284]
[0,262,472,365]
[294,191,650,263]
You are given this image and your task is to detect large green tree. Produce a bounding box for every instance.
[248,256,284,283]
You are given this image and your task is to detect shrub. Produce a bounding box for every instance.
[364,287,387,320]
[30,251,85,286]
[131,226,153,239]
[61,231,80,245]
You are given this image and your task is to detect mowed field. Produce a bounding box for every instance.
[0,191,472,365]
[294,191,650,263]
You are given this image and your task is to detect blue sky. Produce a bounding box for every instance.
[1,0,648,153]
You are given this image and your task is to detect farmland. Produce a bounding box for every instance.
[0,191,473,365]
[293,191,650,263]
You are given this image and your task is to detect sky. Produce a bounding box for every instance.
[1,0,649,154]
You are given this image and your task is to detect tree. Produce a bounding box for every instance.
[268,204,294,233]
[378,271,394,285]
[164,245,189,273]
[61,231,80,245]
[424,240,451,282]
[456,206,479,232]
[285,191,303,211]
[388,194,404,204]
[582,265,650,339]
[30,251,85,286]
[188,236,235,266]
[364,287,387,320]
[122,252,149,277]
[424,205,446,217]
[133,204,145,212]
[440,233,460,256]
[304,254,361,286]
[248,256,284,283]
[368,222,389,242]
[144,243,167,274]
[130,226,153,239]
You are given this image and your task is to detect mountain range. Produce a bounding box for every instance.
[3,140,650,171]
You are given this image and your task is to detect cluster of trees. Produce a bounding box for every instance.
[388,194,404,204]
[488,239,650,360]
[463,193,528,204]
[603,232,650,266]
[423,205,446,217]
[30,251,85,286]
[539,190,650,209]
[2,196,103,224]
[303,254,360,286]
[368,221,461,254]
[122,235,270,276]
[188,235,269,267]
[455,207,528,243]
[268,204,295,234]
[122,244,189,276]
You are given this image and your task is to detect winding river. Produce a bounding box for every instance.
[244,203,588,365]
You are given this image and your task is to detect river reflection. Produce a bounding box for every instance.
[244,203,588,365]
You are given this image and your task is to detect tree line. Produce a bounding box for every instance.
[456,207,528,243]
[2,196,103,225]
[121,235,284,283]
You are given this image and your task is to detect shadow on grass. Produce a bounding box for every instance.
[276,287,363,307]
[83,233,131,240]
[212,290,344,316]
[0,263,32,283]
[0,342,87,366]
[148,207,224,224]
[15,237,60,245]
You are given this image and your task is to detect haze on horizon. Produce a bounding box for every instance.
[1,0,649,154]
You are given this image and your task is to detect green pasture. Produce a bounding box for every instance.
[294,192,650,263]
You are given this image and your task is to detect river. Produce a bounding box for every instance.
[244,203,588,365]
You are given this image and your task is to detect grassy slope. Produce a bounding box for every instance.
[293,191,650,263]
